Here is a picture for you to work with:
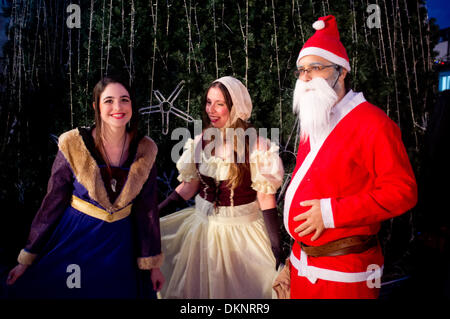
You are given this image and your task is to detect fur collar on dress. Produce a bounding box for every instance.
[58,128,157,212]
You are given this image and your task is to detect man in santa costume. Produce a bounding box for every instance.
[283,15,418,299]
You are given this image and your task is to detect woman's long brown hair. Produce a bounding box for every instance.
[202,81,255,190]
[92,76,139,169]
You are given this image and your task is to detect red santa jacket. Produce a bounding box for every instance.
[283,91,417,284]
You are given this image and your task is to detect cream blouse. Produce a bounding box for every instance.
[176,136,284,195]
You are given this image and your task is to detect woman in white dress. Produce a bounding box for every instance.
[158,76,284,299]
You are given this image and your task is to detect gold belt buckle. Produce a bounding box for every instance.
[106,213,114,222]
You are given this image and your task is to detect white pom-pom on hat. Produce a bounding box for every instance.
[312,20,325,30]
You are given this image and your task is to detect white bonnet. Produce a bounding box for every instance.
[213,76,253,126]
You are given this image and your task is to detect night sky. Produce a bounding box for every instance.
[426,0,450,29]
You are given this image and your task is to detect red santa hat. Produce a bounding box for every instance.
[297,15,351,72]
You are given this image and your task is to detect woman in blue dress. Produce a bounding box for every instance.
[6,76,164,298]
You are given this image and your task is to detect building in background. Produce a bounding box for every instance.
[435,27,450,92]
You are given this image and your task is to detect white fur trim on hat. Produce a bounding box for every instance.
[297,46,351,71]
[312,20,325,30]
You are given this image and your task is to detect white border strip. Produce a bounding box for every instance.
[320,198,335,229]
[298,47,351,71]
[290,251,384,284]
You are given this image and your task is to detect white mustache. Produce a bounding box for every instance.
[292,77,338,144]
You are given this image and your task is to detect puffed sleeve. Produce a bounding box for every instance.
[132,165,164,270]
[250,138,285,194]
[176,137,199,183]
[18,151,74,265]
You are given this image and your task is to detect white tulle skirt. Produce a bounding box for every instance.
[159,195,278,299]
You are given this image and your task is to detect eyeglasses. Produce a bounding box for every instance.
[294,64,340,78]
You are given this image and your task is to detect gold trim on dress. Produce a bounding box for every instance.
[70,195,132,223]
[58,128,157,214]
[17,249,37,265]
[137,253,165,270]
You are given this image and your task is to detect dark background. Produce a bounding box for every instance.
[0,0,448,300]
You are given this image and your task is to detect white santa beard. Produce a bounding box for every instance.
[292,77,338,145]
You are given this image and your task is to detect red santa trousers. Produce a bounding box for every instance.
[290,262,380,299]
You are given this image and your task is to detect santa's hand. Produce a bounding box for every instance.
[293,199,325,241]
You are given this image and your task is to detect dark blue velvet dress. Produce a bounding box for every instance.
[7,127,161,299]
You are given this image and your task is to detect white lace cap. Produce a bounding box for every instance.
[213,76,253,127]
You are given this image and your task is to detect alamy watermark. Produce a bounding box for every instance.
[366,4,381,29]
[67,3,382,30]
[171,120,281,173]
[366,264,382,289]
[65,262,382,290]
[66,4,81,29]
[66,263,81,289]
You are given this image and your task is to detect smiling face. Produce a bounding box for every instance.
[98,82,132,130]
[297,55,347,93]
[297,55,338,83]
[205,86,230,129]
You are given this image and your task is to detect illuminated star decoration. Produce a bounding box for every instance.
[139,81,195,135]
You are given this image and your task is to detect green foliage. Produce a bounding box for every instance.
[0,0,440,278]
